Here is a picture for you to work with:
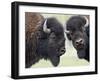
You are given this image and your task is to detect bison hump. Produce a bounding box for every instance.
[25,12,44,39]
[25,13,44,67]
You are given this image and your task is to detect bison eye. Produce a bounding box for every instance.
[49,33,56,39]
[70,31,73,35]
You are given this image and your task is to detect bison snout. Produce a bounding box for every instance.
[75,39,85,49]
[75,39,84,45]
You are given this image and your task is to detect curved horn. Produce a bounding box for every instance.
[65,30,70,34]
[84,16,89,27]
[43,19,51,33]
[64,24,70,34]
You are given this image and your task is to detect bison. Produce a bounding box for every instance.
[65,15,89,61]
[25,12,66,68]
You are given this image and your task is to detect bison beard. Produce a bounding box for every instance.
[66,15,89,61]
[25,12,65,68]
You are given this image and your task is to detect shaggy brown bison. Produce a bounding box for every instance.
[65,15,89,61]
[25,12,66,68]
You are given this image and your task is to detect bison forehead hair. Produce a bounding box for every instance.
[46,17,64,35]
[66,16,87,31]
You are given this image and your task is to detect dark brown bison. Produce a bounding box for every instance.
[25,12,66,68]
[65,15,89,61]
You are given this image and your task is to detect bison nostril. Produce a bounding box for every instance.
[61,50,65,52]
[76,39,84,45]
[60,48,65,53]
[59,48,65,56]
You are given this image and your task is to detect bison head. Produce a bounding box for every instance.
[65,16,89,59]
[42,18,66,66]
